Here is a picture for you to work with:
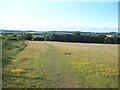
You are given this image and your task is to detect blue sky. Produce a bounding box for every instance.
[0,1,118,32]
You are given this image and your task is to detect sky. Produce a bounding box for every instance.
[0,0,118,32]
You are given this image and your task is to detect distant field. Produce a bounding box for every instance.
[32,34,44,38]
[3,41,118,88]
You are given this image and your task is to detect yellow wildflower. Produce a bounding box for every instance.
[11,69,26,74]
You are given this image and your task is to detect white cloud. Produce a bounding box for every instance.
[0,17,117,32]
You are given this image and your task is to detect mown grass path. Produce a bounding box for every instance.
[38,42,82,88]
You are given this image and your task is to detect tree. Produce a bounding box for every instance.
[44,35,50,41]
[104,37,112,44]
[118,37,120,44]
[12,33,17,37]
[20,33,33,40]
[97,34,107,43]
[73,32,82,42]
[33,37,44,41]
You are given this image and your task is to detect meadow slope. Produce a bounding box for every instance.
[3,41,118,88]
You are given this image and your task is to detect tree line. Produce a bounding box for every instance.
[3,32,120,44]
[43,32,120,44]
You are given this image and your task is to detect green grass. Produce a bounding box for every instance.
[2,41,118,88]
[2,40,27,66]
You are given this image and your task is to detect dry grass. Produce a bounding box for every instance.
[3,41,118,88]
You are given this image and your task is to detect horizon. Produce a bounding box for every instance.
[0,1,118,32]
[1,29,119,33]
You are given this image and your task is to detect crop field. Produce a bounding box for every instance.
[3,41,119,88]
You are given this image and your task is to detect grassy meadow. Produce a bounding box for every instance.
[2,41,119,88]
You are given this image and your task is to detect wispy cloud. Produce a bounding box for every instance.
[0,2,117,32]
[0,21,117,32]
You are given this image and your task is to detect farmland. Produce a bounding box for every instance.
[2,41,118,88]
